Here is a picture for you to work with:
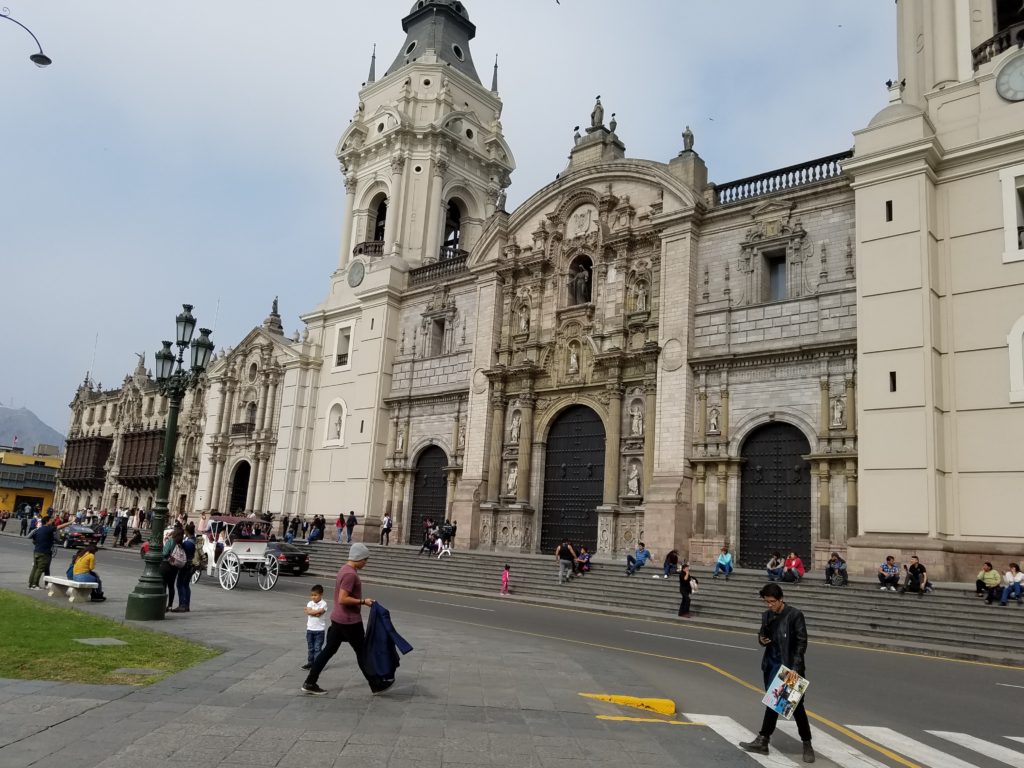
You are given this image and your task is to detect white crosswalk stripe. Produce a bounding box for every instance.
[684,713,801,766]
[850,726,981,768]
[927,731,1024,767]
[1010,737,1024,746]
[777,722,888,767]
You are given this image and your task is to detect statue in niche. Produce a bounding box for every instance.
[509,411,521,444]
[333,415,343,440]
[518,306,530,333]
[832,397,845,426]
[590,95,604,128]
[629,404,644,437]
[682,125,694,152]
[506,463,518,495]
[635,283,648,312]
[458,424,466,450]
[626,463,641,496]
[396,426,405,452]
[572,264,591,304]
[495,188,507,212]
[708,407,720,433]
[568,345,580,375]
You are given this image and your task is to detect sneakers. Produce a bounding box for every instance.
[888,586,896,592]
[300,683,327,696]
[300,663,312,670]
[28,585,41,590]
[879,586,887,591]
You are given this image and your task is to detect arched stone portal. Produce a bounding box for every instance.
[409,446,448,544]
[738,422,811,567]
[540,405,605,553]
[228,461,251,515]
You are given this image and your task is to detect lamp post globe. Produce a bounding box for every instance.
[1,9,52,68]
[124,305,212,621]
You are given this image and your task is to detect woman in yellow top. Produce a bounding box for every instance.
[72,543,106,602]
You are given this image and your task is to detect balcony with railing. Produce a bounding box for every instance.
[231,421,255,436]
[714,150,852,206]
[352,240,385,258]
[409,249,470,286]
[973,20,1024,69]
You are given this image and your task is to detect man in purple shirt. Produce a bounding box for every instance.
[301,543,389,696]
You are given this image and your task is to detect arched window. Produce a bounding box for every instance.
[441,199,463,259]
[324,399,348,446]
[568,255,593,305]
[245,402,257,425]
[369,194,388,243]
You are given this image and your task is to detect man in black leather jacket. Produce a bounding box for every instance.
[739,582,816,763]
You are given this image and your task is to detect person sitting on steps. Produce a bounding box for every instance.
[877,555,900,591]
[976,561,1002,600]
[998,563,1022,606]
[766,552,785,581]
[713,545,733,580]
[782,551,805,583]
[625,541,651,576]
[661,549,680,579]
[900,555,929,597]
[824,552,847,587]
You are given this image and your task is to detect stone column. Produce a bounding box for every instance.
[845,375,856,437]
[265,374,279,435]
[694,464,706,537]
[245,457,260,512]
[819,378,830,438]
[929,0,958,89]
[697,389,707,440]
[516,397,535,502]
[719,387,730,443]
[845,459,858,539]
[386,411,398,457]
[338,173,357,270]
[219,370,237,435]
[205,449,221,512]
[818,460,832,541]
[716,464,729,537]
[212,456,226,511]
[486,394,506,502]
[603,383,623,504]
[384,475,395,519]
[256,374,270,434]
[254,453,268,513]
[446,470,458,518]
[395,473,407,543]
[424,159,447,263]
[642,381,657,493]
[383,156,406,257]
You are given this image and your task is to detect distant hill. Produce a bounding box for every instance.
[0,406,65,454]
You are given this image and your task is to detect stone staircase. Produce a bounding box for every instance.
[301,542,1024,665]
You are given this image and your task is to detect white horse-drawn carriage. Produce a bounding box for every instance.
[191,516,279,591]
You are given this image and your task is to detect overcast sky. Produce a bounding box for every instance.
[1,1,895,434]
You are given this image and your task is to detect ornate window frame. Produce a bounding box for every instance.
[999,162,1024,264]
[324,398,348,447]
[333,321,355,372]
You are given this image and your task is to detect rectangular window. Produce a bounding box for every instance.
[999,164,1024,263]
[885,200,893,222]
[889,371,897,392]
[429,318,446,357]
[334,324,353,369]
[763,251,787,302]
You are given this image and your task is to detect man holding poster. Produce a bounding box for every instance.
[739,582,816,763]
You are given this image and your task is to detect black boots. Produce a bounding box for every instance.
[739,734,769,754]
[803,740,816,763]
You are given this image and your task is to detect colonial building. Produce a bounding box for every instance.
[0,445,61,516]
[54,358,206,515]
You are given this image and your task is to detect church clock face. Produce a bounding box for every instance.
[347,260,365,287]
[996,53,1024,102]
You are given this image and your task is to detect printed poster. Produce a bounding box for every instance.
[761,665,810,720]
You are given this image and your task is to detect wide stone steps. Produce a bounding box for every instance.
[300,542,1024,664]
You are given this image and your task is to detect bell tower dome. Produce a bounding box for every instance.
[387,0,482,84]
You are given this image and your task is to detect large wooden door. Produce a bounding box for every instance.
[409,446,448,544]
[540,405,605,553]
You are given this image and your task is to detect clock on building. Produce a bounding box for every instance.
[995,52,1024,102]
[347,260,365,287]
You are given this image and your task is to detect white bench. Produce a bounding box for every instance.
[43,576,98,603]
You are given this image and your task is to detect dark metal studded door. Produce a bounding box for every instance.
[408,445,448,544]
[229,461,250,514]
[738,423,811,567]
[540,405,605,553]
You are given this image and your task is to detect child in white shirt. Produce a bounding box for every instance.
[303,585,328,670]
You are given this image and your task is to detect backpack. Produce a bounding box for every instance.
[168,543,187,568]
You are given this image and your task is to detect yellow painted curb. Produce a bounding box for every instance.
[597,715,705,726]
[579,693,676,715]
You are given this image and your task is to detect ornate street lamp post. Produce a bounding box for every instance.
[125,305,213,621]
[1,8,52,67]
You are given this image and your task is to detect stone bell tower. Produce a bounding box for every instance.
[290,0,515,530]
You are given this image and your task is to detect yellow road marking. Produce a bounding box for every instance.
[579,693,676,715]
[424,615,923,768]
[596,715,705,726]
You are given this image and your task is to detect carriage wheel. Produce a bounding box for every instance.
[257,554,279,591]
[190,563,202,585]
[218,551,240,590]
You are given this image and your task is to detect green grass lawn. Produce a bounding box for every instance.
[0,588,219,685]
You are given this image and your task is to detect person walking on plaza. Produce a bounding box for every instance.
[171,523,197,613]
[877,555,901,591]
[739,582,815,763]
[301,543,389,695]
[302,584,328,670]
[713,545,733,580]
[555,539,576,584]
[380,513,393,546]
[501,563,511,595]
[678,563,698,617]
[976,561,1002,600]
[161,527,187,611]
[345,511,358,543]
[19,510,29,536]
[27,515,58,589]
[71,543,106,602]
[999,563,1023,606]
[335,514,345,543]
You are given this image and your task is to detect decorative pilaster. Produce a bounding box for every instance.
[642,380,656,494]
[486,393,506,502]
[254,453,268,513]
[516,396,535,502]
[819,378,830,438]
[697,389,707,440]
[256,373,270,434]
[716,464,728,537]
[845,459,858,539]
[383,156,406,257]
[818,460,831,541]
[693,463,706,536]
[384,475,395,519]
[719,387,730,443]
[603,383,623,504]
[339,172,357,270]
[844,375,856,437]
[424,159,447,263]
[245,456,259,512]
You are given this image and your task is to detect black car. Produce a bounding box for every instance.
[59,524,103,549]
[267,541,310,575]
